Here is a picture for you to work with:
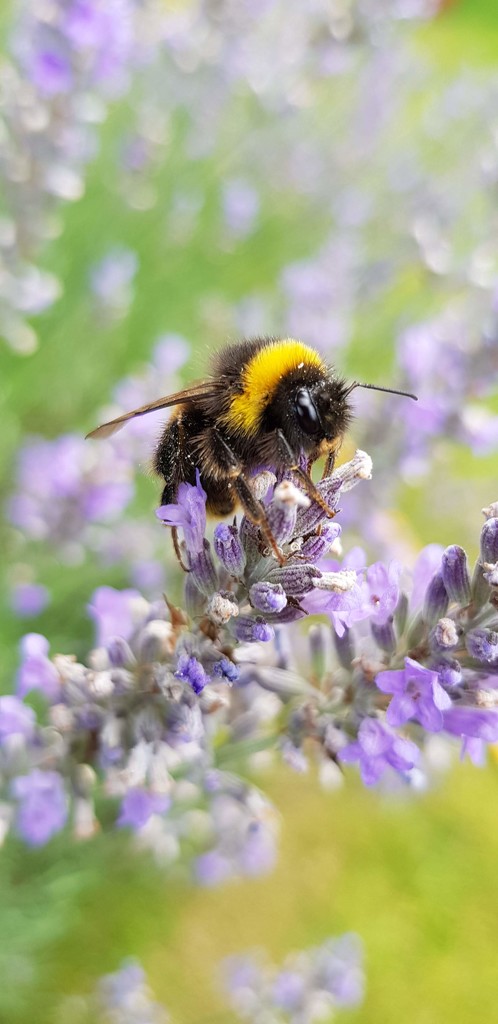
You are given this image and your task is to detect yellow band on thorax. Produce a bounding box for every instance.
[223,339,325,435]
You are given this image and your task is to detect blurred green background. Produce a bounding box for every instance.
[2,0,498,1021]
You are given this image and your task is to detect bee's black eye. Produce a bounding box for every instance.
[295,388,321,436]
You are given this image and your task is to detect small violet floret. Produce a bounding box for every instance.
[118,788,170,830]
[175,653,209,694]
[11,769,68,846]
[376,656,452,732]
[156,469,206,555]
[340,718,419,785]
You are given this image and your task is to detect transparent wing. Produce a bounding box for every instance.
[86,380,217,439]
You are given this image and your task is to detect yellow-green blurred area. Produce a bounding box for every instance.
[2,1,498,1021]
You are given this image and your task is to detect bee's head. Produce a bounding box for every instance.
[293,376,352,448]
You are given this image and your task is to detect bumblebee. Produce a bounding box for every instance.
[87,336,416,563]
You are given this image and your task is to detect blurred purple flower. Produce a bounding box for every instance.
[360,560,402,625]
[89,246,138,317]
[118,788,170,830]
[175,653,209,694]
[87,586,143,646]
[10,583,50,618]
[315,934,365,1007]
[11,769,68,846]
[30,48,72,95]
[195,849,232,887]
[376,657,452,732]
[340,718,420,785]
[0,696,36,742]
[98,958,168,1023]
[156,469,207,555]
[443,705,498,744]
[17,633,60,702]
[222,179,260,238]
[8,434,134,546]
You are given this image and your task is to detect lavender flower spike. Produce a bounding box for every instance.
[422,571,449,625]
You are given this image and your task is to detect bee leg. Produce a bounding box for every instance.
[321,449,336,480]
[171,526,189,573]
[275,430,337,520]
[234,474,285,566]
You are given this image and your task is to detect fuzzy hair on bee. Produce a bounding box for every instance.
[87,336,417,564]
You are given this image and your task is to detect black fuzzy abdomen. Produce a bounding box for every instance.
[154,405,238,515]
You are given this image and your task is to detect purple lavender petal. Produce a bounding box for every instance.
[10,583,50,618]
[443,706,498,743]
[156,470,206,554]
[118,788,170,830]
[11,769,68,846]
[17,633,60,701]
[0,696,36,742]
[87,586,143,646]
[385,692,417,727]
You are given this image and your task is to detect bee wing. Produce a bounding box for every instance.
[86,380,217,440]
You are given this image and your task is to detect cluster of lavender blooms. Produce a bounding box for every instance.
[65,935,364,1023]
[223,933,364,1023]
[6,335,189,601]
[0,0,160,352]
[3,452,498,871]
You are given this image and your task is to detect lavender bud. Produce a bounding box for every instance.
[267,480,309,545]
[234,615,275,643]
[333,625,355,669]
[371,619,396,653]
[466,628,498,665]
[214,522,246,577]
[484,563,498,588]
[295,483,341,534]
[482,503,498,520]
[175,653,209,694]
[206,591,239,626]
[213,657,239,683]
[137,621,175,663]
[189,539,218,596]
[431,658,462,687]
[269,564,321,596]
[480,517,498,563]
[264,603,306,624]
[441,545,471,606]
[239,516,261,569]
[431,617,460,652]
[471,561,492,610]
[249,666,312,696]
[106,637,134,668]
[300,522,341,562]
[422,571,449,625]
[250,581,287,614]
[250,470,276,500]
[331,449,373,491]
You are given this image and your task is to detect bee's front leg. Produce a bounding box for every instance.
[234,474,285,566]
[275,430,337,520]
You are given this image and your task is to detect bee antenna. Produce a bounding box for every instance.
[346,381,418,401]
